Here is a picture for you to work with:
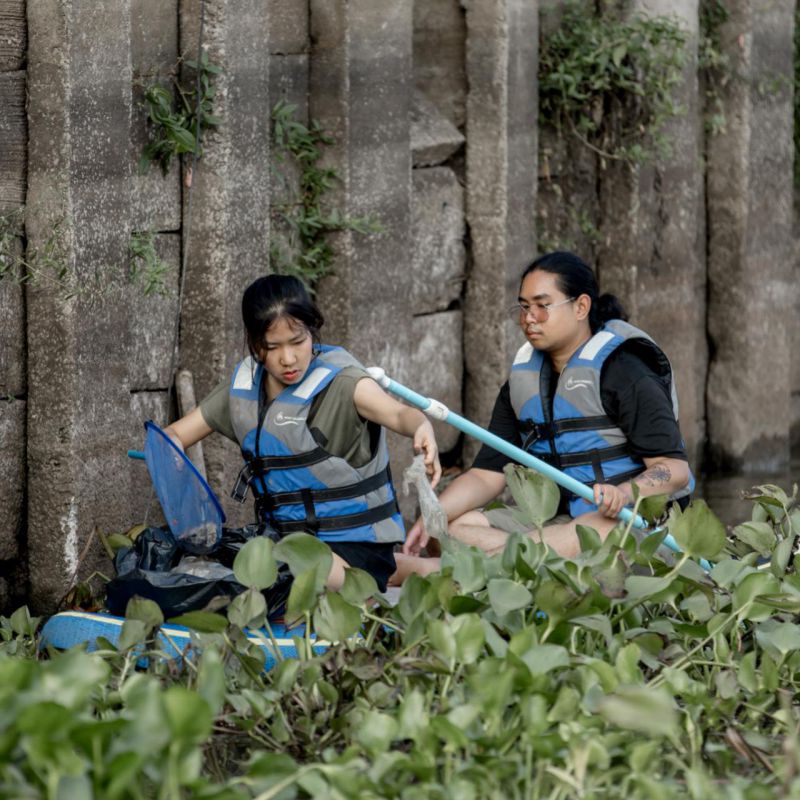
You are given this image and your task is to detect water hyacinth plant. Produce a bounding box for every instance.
[1,481,799,798]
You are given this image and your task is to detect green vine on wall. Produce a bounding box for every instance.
[269,100,381,289]
[138,54,222,175]
[538,5,688,167]
[698,0,731,137]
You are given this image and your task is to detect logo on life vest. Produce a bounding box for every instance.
[564,377,593,391]
[274,412,305,426]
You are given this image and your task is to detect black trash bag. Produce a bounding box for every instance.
[106,524,293,621]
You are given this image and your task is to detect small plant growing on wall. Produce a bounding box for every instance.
[538,3,688,167]
[0,207,77,300]
[138,53,222,175]
[269,100,381,290]
[128,231,172,297]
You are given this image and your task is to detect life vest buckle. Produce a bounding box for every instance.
[231,463,253,504]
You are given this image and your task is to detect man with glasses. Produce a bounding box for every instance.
[403,251,693,560]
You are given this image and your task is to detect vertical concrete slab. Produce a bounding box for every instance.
[706,0,794,472]
[178,0,271,521]
[411,166,465,314]
[127,233,180,390]
[0,67,26,400]
[413,0,467,129]
[268,0,307,55]
[0,70,26,211]
[0,399,24,562]
[131,0,181,231]
[463,0,538,460]
[310,0,413,372]
[0,0,26,71]
[595,0,707,467]
[26,0,135,610]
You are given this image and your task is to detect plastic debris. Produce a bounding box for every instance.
[402,454,448,539]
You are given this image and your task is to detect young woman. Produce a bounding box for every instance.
[404,250,693,559]
[166,274,441,592]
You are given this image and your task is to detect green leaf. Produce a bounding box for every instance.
[452,613,485,664]
[163,685,213,742]
[355,710,397,755]
[732,571,780,612]
[503,464,560,527]
[339,567,378,605]
[487,578,533,616]
[576,524,602,552]
[118,618,148,651]
[771,535,795,578]
[313,591,361,642]
[125,596,164,629]
[275,532,333,591]
[612,43,627,67]
[428,618,457,662]
[667,500,725,560]
[624,573,673,601]
[196,646,226,715]
[444,543,488,593]
[732,521,776,556]
[233,536,278,590]
[227,587,266,629]
[639,493,668,524]
[286,568,321,620]
[168,610,228,633]
[519,643,570,675]
[598,686,678,736]
[755,620,800,659]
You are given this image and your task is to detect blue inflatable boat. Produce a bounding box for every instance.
[40,610,326,670]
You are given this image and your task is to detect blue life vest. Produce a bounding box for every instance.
[509,320,694,517]
[228,345,404,544]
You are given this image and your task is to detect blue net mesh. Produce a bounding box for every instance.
[143,421,225,554]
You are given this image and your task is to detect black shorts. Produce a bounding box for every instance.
[328,541,398,592]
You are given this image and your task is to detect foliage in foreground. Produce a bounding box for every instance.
[1,483,800,798]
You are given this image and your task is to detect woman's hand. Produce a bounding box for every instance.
[403,517,429,555]
[593,482,633,519]
[413,419,441,488]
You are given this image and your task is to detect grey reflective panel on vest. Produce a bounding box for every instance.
[229,350,403,543]
[230,356,260,447]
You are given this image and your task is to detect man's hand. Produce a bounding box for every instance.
[402,517,429,555]
[593,482,633,518]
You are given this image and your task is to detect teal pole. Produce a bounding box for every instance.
[367,368,705,568]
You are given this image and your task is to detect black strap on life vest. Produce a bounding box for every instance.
[258,497,400,535]
[257,465,393,511]
[231,446,331,503]
[519,416,616,448]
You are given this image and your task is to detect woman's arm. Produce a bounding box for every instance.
[592,456,690,518]
[403,467,507,555]
[163,407,214,451]
[352,376,441,486]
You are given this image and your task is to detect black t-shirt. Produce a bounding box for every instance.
[473,347,689,474]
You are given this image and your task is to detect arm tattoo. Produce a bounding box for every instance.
[636,464,672,488]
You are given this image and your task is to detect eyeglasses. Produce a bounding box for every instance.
[508,297,575,322]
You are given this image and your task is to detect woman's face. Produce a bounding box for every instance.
[256,316,314,391]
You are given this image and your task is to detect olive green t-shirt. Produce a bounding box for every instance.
[199,366,379,468]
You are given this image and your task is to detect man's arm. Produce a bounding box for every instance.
[592,456,690,518]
